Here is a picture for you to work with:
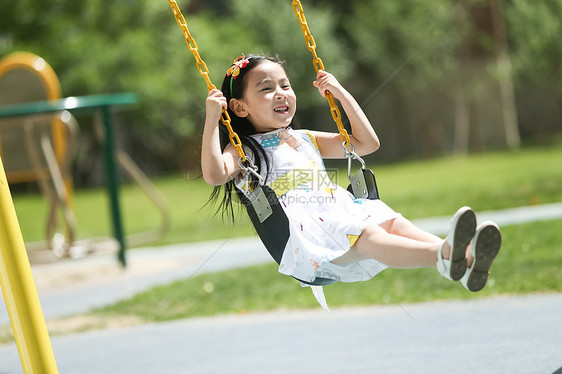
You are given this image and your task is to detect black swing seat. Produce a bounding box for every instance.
[241,185,338,286]
[242,168,380,287]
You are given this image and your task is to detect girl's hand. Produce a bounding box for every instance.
[313,70,347,101]
[206,89,227,124]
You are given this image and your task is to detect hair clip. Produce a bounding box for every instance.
[227,54,250,96]
[226,54,250,79]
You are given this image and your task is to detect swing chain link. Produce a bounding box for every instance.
[168,0,247,163]
[168,0,213,92]
[292,0,351,147]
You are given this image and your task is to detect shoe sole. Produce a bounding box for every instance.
[449,208,477,280]
[465,224,502,292]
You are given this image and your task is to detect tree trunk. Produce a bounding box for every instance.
[454,0,519,153]
[489,0,521,149]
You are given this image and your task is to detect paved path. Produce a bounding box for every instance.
[1,293,561,373]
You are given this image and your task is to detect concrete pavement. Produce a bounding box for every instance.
[1,293,561,373]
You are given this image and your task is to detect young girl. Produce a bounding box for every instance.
[201,54,502,299]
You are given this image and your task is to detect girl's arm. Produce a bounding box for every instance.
[310,70,380,159]
[201,89,241,185]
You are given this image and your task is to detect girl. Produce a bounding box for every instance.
[201,54,502,297]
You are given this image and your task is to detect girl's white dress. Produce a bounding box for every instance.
[235,127,400,287]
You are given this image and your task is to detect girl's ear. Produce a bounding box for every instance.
[229,98,249,118]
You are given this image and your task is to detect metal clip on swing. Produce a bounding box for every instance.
[238,157,273,224]
[344,143,380,200]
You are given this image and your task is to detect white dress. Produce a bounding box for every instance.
[235,126,400,287]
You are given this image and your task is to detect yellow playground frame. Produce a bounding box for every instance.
[0,156,59,372]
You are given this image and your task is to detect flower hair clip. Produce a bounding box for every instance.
[227,54,250,78]
[227,54,250,95]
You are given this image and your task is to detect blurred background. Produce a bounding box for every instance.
[1,0,561,251]
[2,0,560,183]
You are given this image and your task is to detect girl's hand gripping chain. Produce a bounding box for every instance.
[202,89,240,186]
[311,70,380,158]
[205,89,228,125]
[313,70,346,101]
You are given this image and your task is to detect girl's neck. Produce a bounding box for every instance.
[253,125,291,135]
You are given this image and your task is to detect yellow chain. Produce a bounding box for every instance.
[292,0,351,147]
[168,0,247,162]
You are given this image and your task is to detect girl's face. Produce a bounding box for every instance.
[235,60,296,133]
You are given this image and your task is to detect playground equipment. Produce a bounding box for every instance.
[0,155,59,372]
[0,51,169,374]
[0,52,170,262]
[0,52,78,256]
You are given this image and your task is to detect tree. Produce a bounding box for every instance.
[1,0,561,176]
[505,0,562,140]
[453,0,520,153]
[0,0,348,179]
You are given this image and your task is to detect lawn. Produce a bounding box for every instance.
[11,144,562,247]
[8,144,562,324]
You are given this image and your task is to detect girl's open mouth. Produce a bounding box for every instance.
[274,105,289,113]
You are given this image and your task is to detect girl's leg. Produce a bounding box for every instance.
[382,216,474,267]
[381,216,442,244]
[332,209,476,271]
[335,224,441,269]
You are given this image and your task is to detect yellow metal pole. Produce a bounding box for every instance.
[0,156,58,373]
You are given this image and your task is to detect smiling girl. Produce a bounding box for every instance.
[201,54,501,297]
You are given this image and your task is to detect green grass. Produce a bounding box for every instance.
[94,218,562,322]
[376,146,562,218]
[11,144,562,247]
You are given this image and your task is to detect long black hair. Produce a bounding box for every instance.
[207,54,291,221]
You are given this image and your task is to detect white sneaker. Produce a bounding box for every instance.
[461,221,502,292]
[437,206,476,281]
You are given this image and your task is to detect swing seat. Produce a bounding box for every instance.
[242,185,337,286]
